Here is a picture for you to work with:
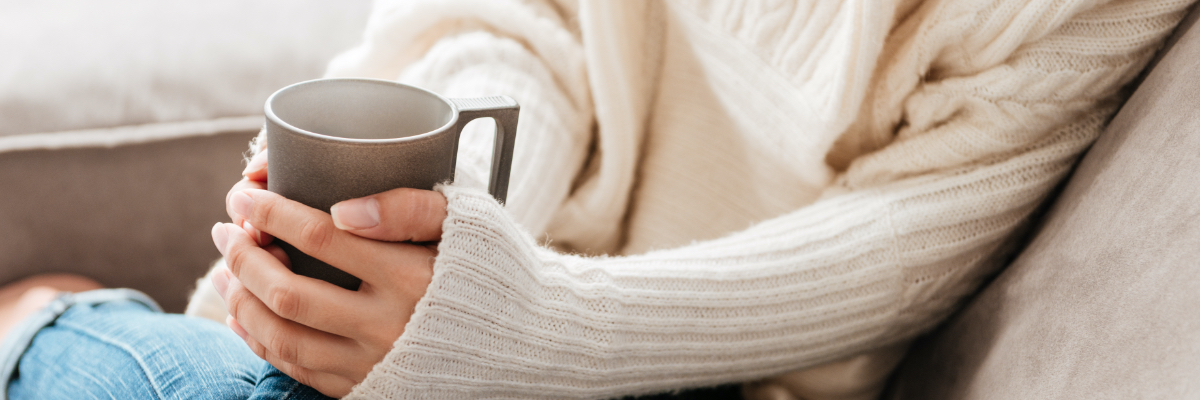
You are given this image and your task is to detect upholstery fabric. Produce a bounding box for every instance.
[0,0,372,312]
[0,0,370,137]
[0,132,255,313]
[886,4,1200,399]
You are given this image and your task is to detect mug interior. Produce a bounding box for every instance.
[268,79,453,140]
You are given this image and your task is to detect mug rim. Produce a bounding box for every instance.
[264,78,459,144]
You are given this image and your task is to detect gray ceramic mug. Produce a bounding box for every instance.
[264,78,519,290]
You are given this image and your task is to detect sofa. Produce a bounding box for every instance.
[3,1,1198,399]
[885,3,1200,399]
[0,0,371,313]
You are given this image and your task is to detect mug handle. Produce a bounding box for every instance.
[449,96,520,203]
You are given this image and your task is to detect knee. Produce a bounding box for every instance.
[11,306,262,400]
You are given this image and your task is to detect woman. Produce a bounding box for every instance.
[2,0,1192,399]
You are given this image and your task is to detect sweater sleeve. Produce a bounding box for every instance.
[344,1,1190,399]
[346,106,1106,400]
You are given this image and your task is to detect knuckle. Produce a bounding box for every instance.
[297,218,336,255]
[255,194,277,227]
[398,188,423,208]
[365,324,403,350]
[283,365,314,388]
[267,284,303,321]
[396,190,426,239]
[247,337,267,359]
[412,190,445,240]
[267,329,301,365]
[224,287,250,318]
[224,243,250,275]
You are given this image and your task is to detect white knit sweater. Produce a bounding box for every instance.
[189,0,1192,399]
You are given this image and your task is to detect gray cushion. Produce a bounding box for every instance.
[886,4,1200,399]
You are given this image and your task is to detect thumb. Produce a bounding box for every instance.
[330,188,446,242]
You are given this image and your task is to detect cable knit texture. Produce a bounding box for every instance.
[193,0,1194,398]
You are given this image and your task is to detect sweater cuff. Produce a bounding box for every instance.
[346,183,566,399]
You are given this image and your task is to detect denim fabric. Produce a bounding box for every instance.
[2,289,332,400]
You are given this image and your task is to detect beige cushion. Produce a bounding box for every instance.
[0,0,370,137]
[886,5,1200,399]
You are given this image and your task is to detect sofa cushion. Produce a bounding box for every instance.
[0,0,370,137]
[886,4,1200,399]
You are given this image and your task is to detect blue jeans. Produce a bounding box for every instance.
[0,289,331,400]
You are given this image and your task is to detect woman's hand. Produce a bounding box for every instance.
[226,149,272,245]
[211,181,445,397]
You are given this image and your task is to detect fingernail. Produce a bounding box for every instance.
[331,197,380,230]
[242,221,262,245]
[230,191,254,219]
[212,267,230,299]
[242,150,268,176]
[212,223,229,255]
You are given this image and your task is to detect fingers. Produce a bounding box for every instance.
[330,188,447,242]
[226,149,268,228]
[214,259,368,379]
[228,317,357,398]
[227,178,267,227]
[227,189,432,283]
[213,223,371,338]
[242,221,273,246]
[263,244,292,269]
[243,149,268,182]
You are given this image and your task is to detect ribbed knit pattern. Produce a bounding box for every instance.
[345,105,1113,399]
[245,0,1192,399]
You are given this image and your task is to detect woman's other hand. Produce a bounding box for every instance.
[226,149,272,245]
[211,187,444,397]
